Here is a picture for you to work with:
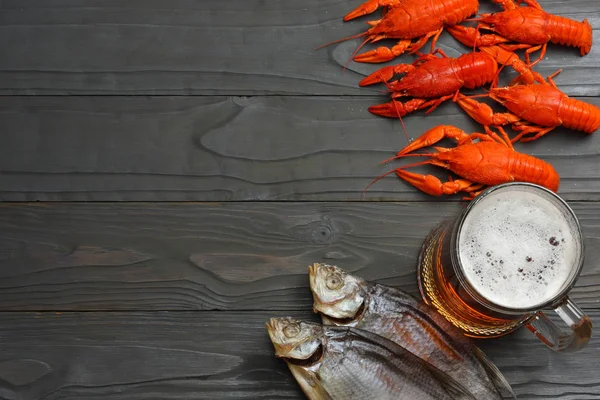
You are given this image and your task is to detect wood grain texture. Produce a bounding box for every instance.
[1,202,599,311]
[0,0,599,95]
[1,96,599,202]
[0,310,599,400]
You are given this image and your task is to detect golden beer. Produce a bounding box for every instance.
[416,183,592,351]
[418,221,531,338]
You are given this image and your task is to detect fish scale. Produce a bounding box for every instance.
[321,327,471,399]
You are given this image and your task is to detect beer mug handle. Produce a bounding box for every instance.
[526,297,592,352]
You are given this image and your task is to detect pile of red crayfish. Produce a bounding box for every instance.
[319,0,598,200]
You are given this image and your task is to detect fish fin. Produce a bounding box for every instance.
[287,363,333,400]
[473,346,517,399]
[422,363,478,400]
[348,327,478,400]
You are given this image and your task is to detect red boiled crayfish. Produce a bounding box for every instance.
[455,71,600,142]
[435,28,546,86]
[318,0,478,63]
[447,0,592,66]
[359,48,542,119]
[364,125,559,199]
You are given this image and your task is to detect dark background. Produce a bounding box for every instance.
[0,1,599,399]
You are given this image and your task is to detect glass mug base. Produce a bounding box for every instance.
[417,221,533,339]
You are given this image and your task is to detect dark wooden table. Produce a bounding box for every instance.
[1,1,599,399]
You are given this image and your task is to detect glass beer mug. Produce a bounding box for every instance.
[417,182,592,352]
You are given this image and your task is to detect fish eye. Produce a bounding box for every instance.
[283,323,300,338]
[326,272,344,290]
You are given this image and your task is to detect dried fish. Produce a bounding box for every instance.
[308,263,516,399]
[266,317,478,400]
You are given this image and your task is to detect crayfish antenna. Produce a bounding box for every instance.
[361,168,398,198]
[362,158,433,198]
[392,99,410,144]
[458,90,491,99]
[362,159,434,197]
[374,81,412,144]
[379,154,434,165]
[315,31,369,51]
[378,76,399,93]
[343,37,372,72]
[492,63,507,89]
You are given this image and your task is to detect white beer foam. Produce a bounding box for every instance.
[459,188,580,310]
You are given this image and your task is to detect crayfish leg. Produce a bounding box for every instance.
[457,132,494,145]
[546,69,563,88]
[518,0,543,10]
[483,126,514,149]
[490,0,518,10]
[464,184,488,201]
[524,44,545,67]
[478,45,544,85]
[422,94,455,115]
[407,28,443,55]
[493,0,543,11]
[511,125,556,143]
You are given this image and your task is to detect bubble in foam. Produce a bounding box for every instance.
[458,187,581,310]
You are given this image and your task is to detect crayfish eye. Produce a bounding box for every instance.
[326,272,344,290]
[283,324,301,338]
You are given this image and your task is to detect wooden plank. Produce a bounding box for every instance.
[0,0,599,95]
[1,96,600,202]
[1,202,599,311]
[0,310,599,399]
[0,311,310,400]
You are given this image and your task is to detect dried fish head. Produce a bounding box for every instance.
[266,317,322,361]
[308,263,365,321]
[266,318,331,399]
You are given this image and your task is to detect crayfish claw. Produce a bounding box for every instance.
[395,170,479,198]
[360,66,397,86]
[454,94,494,126]
[368,99,427,119]
[354,39,412,63]
[446,25,510,48]
[354,47,396,63]
[394,170,445,196]
[343,0,404,21]
[368,101,408,118]
[397,125,470,156]
[359,64,415,86]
